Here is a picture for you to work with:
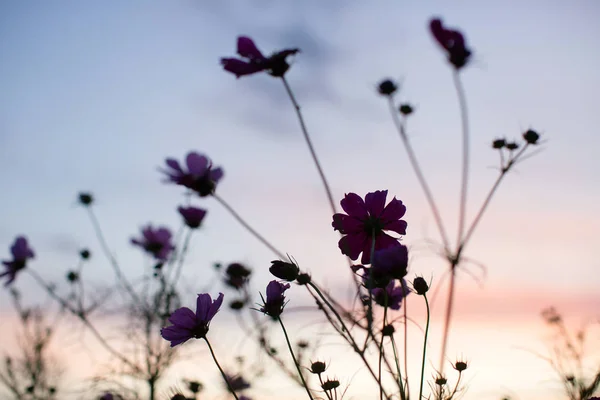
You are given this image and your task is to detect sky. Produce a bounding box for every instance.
[1,1,599,399]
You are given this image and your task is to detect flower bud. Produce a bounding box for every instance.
[492,138,506,149]
[78,192,94,206]
[377,79,398,96]
[505,142,519,151]
[296,272,311,285]
[310,361,327,374]
[413,276,429,295]
[269,260,299,281]
[399,103,414,115]
[79,249,91,260]
[522,129,540,145]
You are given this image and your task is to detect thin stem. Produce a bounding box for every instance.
[390,333,407,400]
[378,296,388,400]
[213,193,285,259]
[388,98,450,252]
[86,207,141,306]
[281,76,337,215]
[419,294,431,400]
[171,229,193,286]
[277,317,315,400]
[401,279,409,397]
[453,71,470,249]
[439,267,456,373]
[203,337,240,400]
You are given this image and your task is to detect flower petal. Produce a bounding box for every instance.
[237,36,265,60]
[220,58,266,78]
[161,325,193,347]
[186,152,209,176]
[210,167,224,183]
[206,292,224,321]
[340,193,368,219]
[165,158,183,173]
[384,219,407,235]
[365,190,387,217]
[168,307,197,329]
[338,233,367,261]
[380,197,407,223]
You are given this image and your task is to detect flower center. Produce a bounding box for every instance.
[363,216,385,236]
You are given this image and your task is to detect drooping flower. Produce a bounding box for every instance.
[372,280,410,310]
[429,18,471,69]
[1,236,35,286]
[161,292,224,347]
[221,36,300,78]
[259,280,290,318]
[130,225,175,261]
[161,152,224,197]
[332,190,407,264]
[178,206,207,229]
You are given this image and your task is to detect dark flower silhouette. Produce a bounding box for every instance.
[332,190,407,264]
[178,206,207,229]
[430,18,471,69]
[130,225,175,261]
[1,236,35,286]
[259,280,290,318]
[161,292,224,347]
[224,262,251,290]
[221,36,300,78]
[372,280,409,310]
[161,152,224,197]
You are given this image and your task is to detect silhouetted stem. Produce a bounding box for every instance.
[204,337,240,400]
[439,266,456,373]
[281,76,337,215]
[378,296,388,400]
[453,71,470,249]
[419,294,431,400]
[277,317,315,400]
[388,98,450,253]
[401,279,409,396]
[213,193,285,259]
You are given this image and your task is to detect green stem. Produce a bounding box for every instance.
[390,335,407,400]
[379,295,388,400]
[204,337,240,400]
[278,317,315,400]
[419,294,431,400]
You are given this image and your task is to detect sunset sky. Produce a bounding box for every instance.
[1,1,599,399]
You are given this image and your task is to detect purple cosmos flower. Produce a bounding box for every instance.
[429,18,471,69]
[130,225,175,262]
[161,292,224,347]
[221,36,300,78]
[178,206,207,229]
[371,245,409,281]
[332,191,407,264]
[161,152,224,197]
[260,280,290,318]
[372,280,410,310]
[1,236,35,286]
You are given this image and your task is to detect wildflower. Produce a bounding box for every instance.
[130,225,175,261]
[321,378,340,391]
[429,18,471,69]
[413,276,429,295]
[505,142,519,150]
[178,206,207,229]
[399,103,414,115]
[259,280,290,318]
[435,376,447,385]
[230,300,245,310]
[377,79,398,96]
[161,152,224,197]
[224,373,251,392]
[523,129,540,145]
[78,192,94,206]
[453,360,468,372]
[160,292,224,346]
[332,190,407,264]
[372,245,409,282]
[310,361,327,374]
[79,249,91,260]
[1,236,35,286]
[269,259,299,281]
[492,138,506,149]
[224,263,251,290]
[372,280,409,310]
[221,36,300,78]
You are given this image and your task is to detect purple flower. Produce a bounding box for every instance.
[224,262,252,290]
[161,292,224,347]
[260,280,290,318]
[178,206,207,229]
[221,36,300,78]
[130,225,175,261]
[371,245,409,281]
[332,191,407,264]
[224,373,251,392]
[1,236,35,286]
[372,280,410,310]
[161,152,224,197]
[429,18,471,69]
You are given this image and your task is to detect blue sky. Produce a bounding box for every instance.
[1,1,599,399]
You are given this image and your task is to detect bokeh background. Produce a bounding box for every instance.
[1,1,599,399]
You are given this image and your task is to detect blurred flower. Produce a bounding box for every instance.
[377,78,398,96]
[269,259,299,281]
[429,18,471,69]
[78,192,94,206]
[131,225,175,261]
[492,138,506,149]
[79,248,91,260]
[161,152,224,197]
[161,292,224,346]
[371,245,409,283]
[187,380,203,393]
[221,36,300,78]
[321,379,340,391]
[224,262,251,289]
[372,280,409,310]
[66,270,79,283]
[99,394,114,400]
[332,190,407,264]
[224,373,251,393]
[178,206,207,229]
[506,142,519,151]
[399,103,414,115]
[259,280,290,318]
[1,236,35,286]
[523,129,540,145]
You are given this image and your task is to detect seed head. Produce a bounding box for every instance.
[377,79,398,96]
